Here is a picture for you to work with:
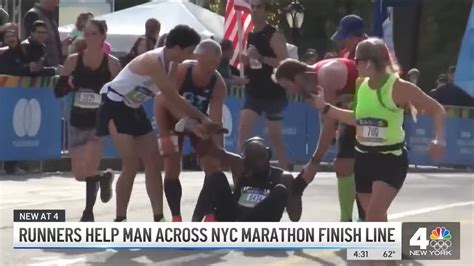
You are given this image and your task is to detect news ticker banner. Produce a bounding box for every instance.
[12,210,460,261]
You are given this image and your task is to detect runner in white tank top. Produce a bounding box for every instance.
[95,25,225,222]
[101,47,173,108]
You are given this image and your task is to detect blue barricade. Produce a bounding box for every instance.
[0,88,61,160]
[1,83,474,167]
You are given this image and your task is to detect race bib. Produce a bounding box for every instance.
[73,89,101,109]
[123,86,154,107]
[238,187,270,208]
[356,118,388,144]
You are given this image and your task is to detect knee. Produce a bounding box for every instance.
[121,158,139,178]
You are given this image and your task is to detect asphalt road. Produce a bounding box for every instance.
[1,171,472,266]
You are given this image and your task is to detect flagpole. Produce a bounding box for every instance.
[237,10,245,79]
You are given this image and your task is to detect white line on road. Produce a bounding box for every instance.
[388,201,474,220]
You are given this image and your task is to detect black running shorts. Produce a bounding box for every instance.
[354,148,409,193]
[96,95,153,137]
[337,124,356,159]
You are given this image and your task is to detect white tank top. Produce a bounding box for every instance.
[101,47,172,108]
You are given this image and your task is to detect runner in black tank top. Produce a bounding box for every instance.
[238,0,290,170]
[154,40,226,222]
[54,20,122,222]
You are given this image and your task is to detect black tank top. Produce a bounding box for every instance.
[246,24,286,100]
[233,167,283,216]
[180,64,217,114]
[70,52,111,129]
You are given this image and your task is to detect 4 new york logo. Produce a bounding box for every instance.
[409,226,453,256]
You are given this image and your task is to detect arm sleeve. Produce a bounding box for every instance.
[54,76,73,98]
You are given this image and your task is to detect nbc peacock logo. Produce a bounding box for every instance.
[430,227,452,241]
[429,226,452,253]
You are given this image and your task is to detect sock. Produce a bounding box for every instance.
[84,175,100,213]
[164,178,182,216]
[337,175,356,222]
[292,174,308,196]
[154,214,165,222]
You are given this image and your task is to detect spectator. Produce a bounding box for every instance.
[101,20,112,54]
[21,20,57,76]
[156,33,168,48]
[23,0,63,66]
[430,66,474,107]
[68,12,93,55]
[121,19,160,66]
[145,18,160,50]
[407,68,420,85]
[217,39,248,88]
[0,30,30,76]
[332,14,367,59]
[302,48,319,64]
[0,8,14,46]
[120,36,147,66]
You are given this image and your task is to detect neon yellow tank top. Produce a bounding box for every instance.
[355,73,405,151]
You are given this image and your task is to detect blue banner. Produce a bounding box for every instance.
[455,4,474,97]
[2,86,473,167]
[0,88,61,160]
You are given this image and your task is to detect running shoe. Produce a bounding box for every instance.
[100,170,114,203]
[80,210,94,222]
[280,174,302,222]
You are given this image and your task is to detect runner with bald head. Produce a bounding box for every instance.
[155,39,227,222]
[274,57,359,222]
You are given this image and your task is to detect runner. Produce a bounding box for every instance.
[54,20,122,221]
[310,37,446,221]
[191,135,304,222]
[96,25,224,222]
[238,0,290,170]
[154,39,226,222]
[274,57,359,222]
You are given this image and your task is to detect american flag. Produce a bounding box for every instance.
[224,0,254,67]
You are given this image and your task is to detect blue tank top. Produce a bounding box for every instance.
[180,64,217,114]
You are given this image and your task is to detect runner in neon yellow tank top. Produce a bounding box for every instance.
[310,37,446,222]
[355,73,405,155]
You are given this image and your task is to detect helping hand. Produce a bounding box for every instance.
[308,86,327,109]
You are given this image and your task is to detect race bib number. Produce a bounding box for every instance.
[356,118,388,144]
[123,86,154,107]
[238,187,270,208]
[73,89,101,109]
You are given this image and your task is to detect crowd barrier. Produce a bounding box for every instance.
[1,75,473,166]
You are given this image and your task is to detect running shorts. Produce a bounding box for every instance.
[242,94,288,121]
[354,148,409,193]
[69,126,98,149]
[337,124,356,159]
[96,95,153,137]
